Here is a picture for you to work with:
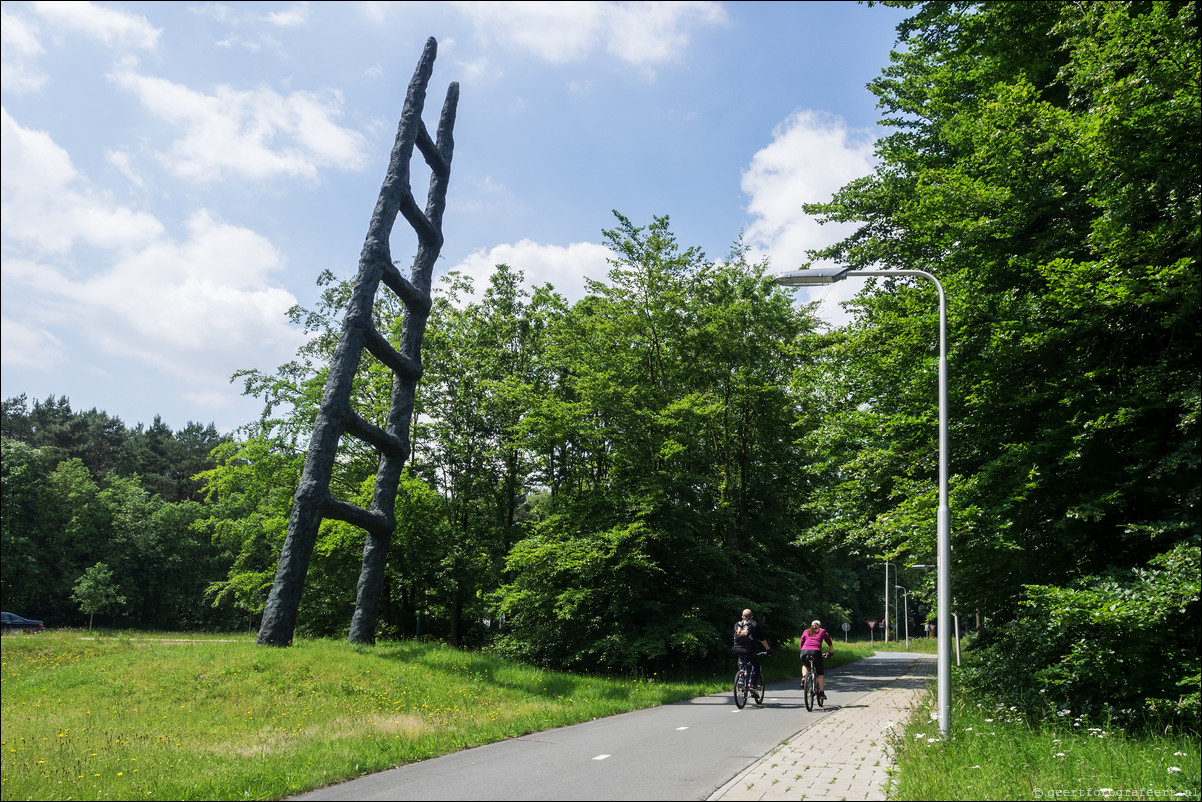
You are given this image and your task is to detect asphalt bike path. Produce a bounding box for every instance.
[293,652,930,801]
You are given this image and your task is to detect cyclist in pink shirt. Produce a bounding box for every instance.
[799,619,835,701]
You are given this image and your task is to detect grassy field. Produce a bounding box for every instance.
[868,635,1201,800]
[887,683,1201,801]
[0,629,856,801]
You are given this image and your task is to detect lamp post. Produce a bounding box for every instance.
[884,561,894,643]
[775,265,951,738]
[896,585,909,649]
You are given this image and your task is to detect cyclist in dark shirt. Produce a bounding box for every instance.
[732,608,771,674]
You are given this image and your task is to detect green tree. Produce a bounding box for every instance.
[495,215,820,671]
[195,437,303,629]
[71,562,126,629]
[802,0,1199,725]
[1,439,59,613]
[417,266,563,645]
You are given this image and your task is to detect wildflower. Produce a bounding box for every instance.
[1168,767,1182,773]
[1173,751,1186,756]
[1057,709,1070,717]
[1054,753,1066,758]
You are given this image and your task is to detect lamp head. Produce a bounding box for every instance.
[773,266,850,286]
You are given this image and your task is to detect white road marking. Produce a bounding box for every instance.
[593,754,610,760]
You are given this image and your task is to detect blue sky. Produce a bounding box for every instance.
[1,1,910,434]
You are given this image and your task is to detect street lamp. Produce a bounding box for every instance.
[896,585,909,649]
[776,265,951,737]
[884,561,894,644]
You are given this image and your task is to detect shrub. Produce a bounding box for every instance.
[961,542,1200,733]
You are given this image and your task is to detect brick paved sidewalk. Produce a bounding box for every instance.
[709,655,936,801]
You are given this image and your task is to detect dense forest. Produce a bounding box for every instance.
[2,1,1197,731]
[1,396,233,629]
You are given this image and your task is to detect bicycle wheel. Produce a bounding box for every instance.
[753,669,766,706]
[803,672,815,712]
[733,667,748,709]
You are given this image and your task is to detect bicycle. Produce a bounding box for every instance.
[800,651,830,712]
[733,651,769,709]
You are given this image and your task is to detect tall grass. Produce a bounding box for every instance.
[887,676,1202,801]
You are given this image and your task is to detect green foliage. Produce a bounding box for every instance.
[194,437,301,621]
[71,562,127,628]
[2,395,235,629]
[1,438,60,613]
[961,542,1201,732]
[491,215,822,671]
[888,682,1201,801]
[803,0,1200,727]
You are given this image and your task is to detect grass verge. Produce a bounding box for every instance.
[887,675,1202,801]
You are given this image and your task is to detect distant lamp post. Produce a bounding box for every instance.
[884,561,895,643]
[896,585,909,649]
[775,265,951,738]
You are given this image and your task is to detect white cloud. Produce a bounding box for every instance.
[446,239,613,303]
[0,314,64,368]
[452,1,726,69]
[55,209,300,382]
[189,2,306,54]
[105,148,146,191]
[0,7,47,92]
[108,69,369,182]
[264,4,310,28]
[3,210,303,391]
[1,113,303,398]
[602,2,725,66]
[741,110,878,326]
[1,107,163,255]
[30,1,160,50]
[358,2,393,26]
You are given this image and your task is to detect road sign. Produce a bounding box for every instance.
[867,620,877,629]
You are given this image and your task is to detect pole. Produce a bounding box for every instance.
[774,267,951,737]
[933,274,951,738]
[862,272,948,735]
[884,562,891,644]
[897,586,909,650]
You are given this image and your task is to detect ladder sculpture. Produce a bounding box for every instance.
[258,38,458,646]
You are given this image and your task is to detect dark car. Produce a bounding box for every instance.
[1,612,45,633]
